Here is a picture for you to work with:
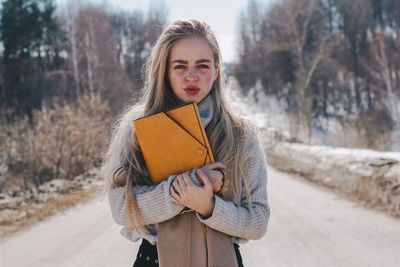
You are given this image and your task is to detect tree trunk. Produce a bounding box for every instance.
[351,39,362,112]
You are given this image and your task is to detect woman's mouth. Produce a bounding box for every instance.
[184,86,200,96]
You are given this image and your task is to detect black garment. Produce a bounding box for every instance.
[132,239,245,267]
[234,243,245,267]
[133,239,159,267]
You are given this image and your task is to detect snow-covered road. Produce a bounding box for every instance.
[1,166,400,267]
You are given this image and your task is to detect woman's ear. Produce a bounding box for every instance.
[214,67,219,82]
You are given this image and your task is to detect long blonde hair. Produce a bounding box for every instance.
[100,19,258,235]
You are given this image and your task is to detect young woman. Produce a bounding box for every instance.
[101,19,270,267]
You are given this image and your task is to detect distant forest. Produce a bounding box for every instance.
[1,0,399,126]
[0,0,399,189]
[0,0,170,118]
[235,0,400,143]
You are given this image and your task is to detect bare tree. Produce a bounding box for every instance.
[71,5,132,110]
[362,30,399,120]
[264,0,332,140]
[65,0,82,100]
[333,0,373,112]
[234,0,265,91]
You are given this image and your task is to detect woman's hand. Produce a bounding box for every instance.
[197,162,227,193]
[170,169,215,217]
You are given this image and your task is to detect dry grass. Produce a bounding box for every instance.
[0,95,113,239]
[0,186,102,239]
[0,94,111,190]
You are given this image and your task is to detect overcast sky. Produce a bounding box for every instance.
[56,0,273,63]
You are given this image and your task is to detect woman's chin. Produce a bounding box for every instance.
[181,95,200,104]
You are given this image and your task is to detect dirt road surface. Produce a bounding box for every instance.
[2,167,400,267]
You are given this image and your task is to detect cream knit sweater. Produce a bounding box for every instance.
[107,94,270,245]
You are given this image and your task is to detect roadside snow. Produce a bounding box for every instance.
[0,168,102,223]
[226,77,400,215]
[233,88,400,215]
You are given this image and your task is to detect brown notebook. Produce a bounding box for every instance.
[133,103,215,184]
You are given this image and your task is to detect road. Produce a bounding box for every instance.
[1,166,400,267]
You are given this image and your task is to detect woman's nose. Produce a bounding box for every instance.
[186,67,198,81]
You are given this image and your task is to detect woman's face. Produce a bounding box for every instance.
[168,37,218,104]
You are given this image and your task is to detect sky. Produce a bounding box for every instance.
[56,0,273,63]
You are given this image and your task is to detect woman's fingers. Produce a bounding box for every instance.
[196,169,212,189]
[222,179,229,193]
[182,171,194,187]
[170,185,181,201]
[174,171,193,196]
[172,175,183,194]
[177,173,188,189]
[205,162,226,171]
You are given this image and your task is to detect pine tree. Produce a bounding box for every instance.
[0,0,59,118]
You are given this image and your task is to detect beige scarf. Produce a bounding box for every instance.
[157,183,239,267]
[157,212,239,267]
[157,95,238,266]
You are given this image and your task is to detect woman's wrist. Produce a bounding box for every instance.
[198,195,215,218]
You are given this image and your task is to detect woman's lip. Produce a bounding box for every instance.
[184,88,200,96]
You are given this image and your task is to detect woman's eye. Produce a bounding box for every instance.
[174,65,185,69]
[198,64,209,68]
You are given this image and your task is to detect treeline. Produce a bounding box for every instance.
[0,0,168,119]
[0,0,168,190]
[235,0,400,143]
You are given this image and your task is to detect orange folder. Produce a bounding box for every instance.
[133,102,215,184]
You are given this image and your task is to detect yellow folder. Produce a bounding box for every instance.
[133,102,215,184]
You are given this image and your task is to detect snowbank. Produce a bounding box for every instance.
[261,127,400,216]
[228,80,400,217]
[0,168,103,223]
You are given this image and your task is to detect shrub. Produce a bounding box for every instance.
[354,108,395,150]
[0,94,111,190]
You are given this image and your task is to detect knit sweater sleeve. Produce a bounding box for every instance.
[196,133,270,240]
[108,174,186,226]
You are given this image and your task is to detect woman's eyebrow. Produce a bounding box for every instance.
[196,59,212,64]
[172,59,212,64]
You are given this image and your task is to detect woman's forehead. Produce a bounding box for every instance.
[169,37,214,62]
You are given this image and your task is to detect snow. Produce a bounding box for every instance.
[0,168,102,223]
[226,77,400,169]
[226,77,400,151]
[228,78,400,215]
[264,138,400,215]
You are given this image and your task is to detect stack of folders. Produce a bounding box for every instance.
[133,102,215,184]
